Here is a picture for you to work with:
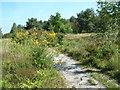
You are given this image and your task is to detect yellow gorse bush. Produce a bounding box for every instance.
[48,33,57,37]
[16,31,29,37]
[40,31,58,47]
[13,29,60,47]
[13,30,38,45]
[14,31,29,43]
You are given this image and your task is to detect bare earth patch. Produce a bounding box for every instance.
[65,33,95,37]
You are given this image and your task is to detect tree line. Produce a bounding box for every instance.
[2,1,120,38]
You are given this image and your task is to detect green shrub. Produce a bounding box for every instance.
[2,33,12,38]
[57,32,64,44]
[31,44,52,69]
[20,69,65,88]
[2,39,65,88]
[59,34,119,83]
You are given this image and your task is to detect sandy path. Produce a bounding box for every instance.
[48,49,106,88]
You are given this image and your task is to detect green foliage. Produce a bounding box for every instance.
[94,34,120,81]
[61,38,90,60]
[2,38,65,88]
[57,32,64,44]
[97,1,120,19]
[68,1,120,33]
[59,34,120,83]
[91,72,120,88]
[2,33,11,38]
[0,28,3,38]
[21,69,64,88]
[26,18,39,30]
[96,1,120,33]
[10,23,18,34]
[77,8,95,33]
[2,40,33,88]
[10,23,19,38]
[17,24,24,29]
[25,18,44,30]
[88,79,97,85]
[69,16,79,34]
[49,12,73,33]
[32,44,52,69]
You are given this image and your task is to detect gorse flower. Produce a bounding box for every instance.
[49,33,57,37]
[25,31,29,35]
[43,40,47,42]
[35,39,39,45]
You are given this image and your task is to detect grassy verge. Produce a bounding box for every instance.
[88,79,97,85]
[91,72,120,88]
[80,65,120,88]
[2,40,66,88]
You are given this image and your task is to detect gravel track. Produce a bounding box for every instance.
[48,49,106,88]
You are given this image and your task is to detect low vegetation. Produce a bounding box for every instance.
[91,72,120,88]
[57,33,120,85]
[2,30,66,88]
[88,79,97,85]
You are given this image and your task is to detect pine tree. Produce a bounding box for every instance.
[10,23,17,33]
